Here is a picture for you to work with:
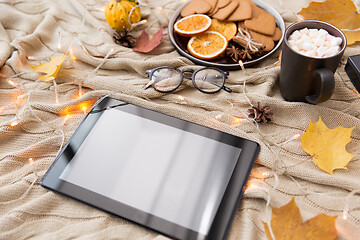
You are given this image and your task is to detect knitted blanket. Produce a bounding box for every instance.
[0,0,359,239]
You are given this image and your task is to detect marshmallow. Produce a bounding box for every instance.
[309,29,318,38]
[300,33,310,41]
[325,46,339,57]
[303,41,313,51]
[299,28,309,35]
[316,46,326,57]
[306,50,317,57]
[295,39,304,50]
[330,37,342,47]
[292,45,300,53]
[318,29,328,36]
[314,38,325,47]
[289,30,301,40]
[288,27,342,58]
[326,34,335,41]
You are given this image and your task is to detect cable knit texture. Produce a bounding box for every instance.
[0,0,360,239]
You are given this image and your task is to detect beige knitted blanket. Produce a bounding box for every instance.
[1,0,360,239]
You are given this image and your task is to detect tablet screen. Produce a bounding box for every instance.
[59,108,240,235]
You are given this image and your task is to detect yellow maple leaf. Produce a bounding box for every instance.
[30,54,66,82]
[302,117,355,174]
[298,0,360,45]
[263,197,337,240]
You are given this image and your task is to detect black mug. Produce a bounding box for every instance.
[279,20,347,104]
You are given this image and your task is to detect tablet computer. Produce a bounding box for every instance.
[40,96,259,240]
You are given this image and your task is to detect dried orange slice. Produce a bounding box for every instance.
[174,14,211,36]
[208,19,237,41]
[187,31,228,60]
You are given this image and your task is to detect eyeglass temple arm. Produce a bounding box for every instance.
[222,85,232,93]
[205,75,232,92]
[143,70,154,89]
[222,71,231,92]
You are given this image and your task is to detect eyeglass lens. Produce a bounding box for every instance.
[152,68,181,92]
[193,69,224,93]
[150,67,226,93]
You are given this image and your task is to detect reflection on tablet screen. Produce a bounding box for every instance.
[60,108,241,235]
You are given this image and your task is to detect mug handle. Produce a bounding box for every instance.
[305,68,335,104]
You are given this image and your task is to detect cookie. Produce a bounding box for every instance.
[227,0,252,21]
[250,30,274,51]
[181,0,212,17]
[216,0,231,8]
[272,27,282,41]
[237,21,245,29]
[209,6,219,16]
[212,0,239,21]
[244,5,276,36]
[203,0,218,13]
[208,0,223,15]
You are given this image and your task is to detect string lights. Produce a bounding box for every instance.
[0,1,359,236]
[342,190,360,220]
[0,2,115,207]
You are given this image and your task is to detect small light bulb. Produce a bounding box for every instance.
[72,56,77,61]
[215,113,223,119]
[82,106,87,113]
[247,182,258,191]
[29,158,34,164]
[293,133,301,139]
[8,80,15,86]
[232,117,243,125]
[27,56,36,60]
[10,119,19,127]
[178,95,185,101]
[57,43,61,50]
[342,211,349,220]
[65,114,71,122]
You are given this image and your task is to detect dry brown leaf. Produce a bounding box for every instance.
[30,54,66,82]
[132,28,164,53]
[298,0,360,45]
[263,197,337,240]
[302,117,355,174]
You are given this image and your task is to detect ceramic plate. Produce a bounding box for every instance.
[168,0,285,70]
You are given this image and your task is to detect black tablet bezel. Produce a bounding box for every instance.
[40,96,259,240]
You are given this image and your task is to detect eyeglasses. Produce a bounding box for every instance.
[143,66,232,94]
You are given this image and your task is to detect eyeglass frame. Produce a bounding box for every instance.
[144,66,232,94]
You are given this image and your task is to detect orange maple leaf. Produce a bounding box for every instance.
[302,117,355,174]
[263,197,337,240]
[298,0,360,45]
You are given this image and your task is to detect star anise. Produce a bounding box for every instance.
[253,46,266,57]
[239,48,253,60]
[113,28,136,48]
[226,45,242,62]
[248,102,273,123]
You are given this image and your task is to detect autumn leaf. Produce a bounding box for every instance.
[298,0,360,45]
[133,28,164,53]
[30,54,66,82]
[263,197,337,240]
[302,117,355,174]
